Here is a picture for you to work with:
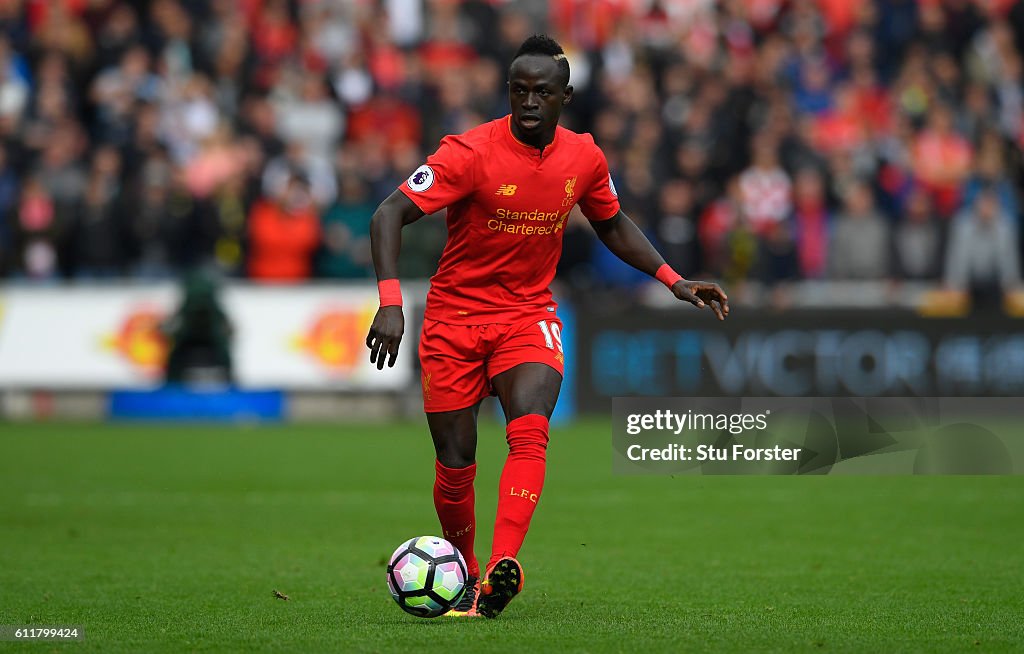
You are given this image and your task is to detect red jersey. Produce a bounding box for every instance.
[399,116,620,324]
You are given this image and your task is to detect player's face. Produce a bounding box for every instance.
[508,55,572,147]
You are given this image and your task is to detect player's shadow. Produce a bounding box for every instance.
[376,612,517,627]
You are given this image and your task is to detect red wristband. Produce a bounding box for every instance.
[655,264,683,289]
[378,279,402,307]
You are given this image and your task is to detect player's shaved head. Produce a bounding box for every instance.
[511,34,570,88]
[507,35,573,148]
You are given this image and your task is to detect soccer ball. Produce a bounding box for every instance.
[386,536,467,618]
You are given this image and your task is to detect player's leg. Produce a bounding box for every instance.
[427,404,482,575]
[419,319,491,616]
[427,404,482,468]
[478,360,562,618]
[489,362,560,567]
[427,405,484,616]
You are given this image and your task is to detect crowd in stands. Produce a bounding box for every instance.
[0,0,1021,299]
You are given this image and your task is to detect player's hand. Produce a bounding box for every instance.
[366,306,405,369]
[671,280,729,321]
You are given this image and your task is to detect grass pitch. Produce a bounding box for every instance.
[1,418,1022,653]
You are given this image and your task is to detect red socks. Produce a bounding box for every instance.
[434,415,551,577]
[433,460,479,577]
[488,414,549,571]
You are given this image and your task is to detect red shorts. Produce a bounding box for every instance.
[418,314,565,413]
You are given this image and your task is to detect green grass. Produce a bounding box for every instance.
[1,418,1022,653]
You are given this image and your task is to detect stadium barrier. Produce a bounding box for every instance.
[0,283,414,390]
[576,305,1024,411]
[0,283,423,421]
[0,282,581,423]
[5,283,1021,420]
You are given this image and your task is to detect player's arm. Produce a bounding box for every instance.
[366,190,425,369]
[590,210,729,320]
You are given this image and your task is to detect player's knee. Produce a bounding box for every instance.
[506,393,557,421]
[435,447,475,469]
[428,411,478,469]
[508,407,550,422]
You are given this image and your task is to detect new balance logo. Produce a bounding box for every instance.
[495,184,518,196]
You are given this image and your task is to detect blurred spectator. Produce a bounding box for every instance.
[722,214,758,288]
[345,94,422,156]
[14,177,59,280]
[69,145,127,277]
[21,51,76,154]
[876,112,918,217]
[699,176,744,278]
[0,0,1019,294]
[893,188,943,281]
[262,141,336,208]
[149,0,197,81]
[129,156,186,279]
[829,181,890,279]
[556,208,596,291]
[316,177,374,279]
[251,0,299,69]
[0,38,29,128]
[912,104,973,217]
[396,211,448,280]
[791,168,830,279]
[207,173,250,278]
[159,74,219,165]
[653,179,700,278]
[94,2,140,70]
[182,124,247,199]
[33,122,87,219]
[739,136,792,235]
[793,57,834,116]
[247,173,319,282]
[673,139,719,210]
[90,45,160,146]
[239,94,284,161]
[123,102,164,173]
[962,130,1019,222]
[0,146,17,273]
[1012,3,1024,57]
[592,206,657,290]
[162,269,233,386]
[208,19,249,119]
[33,0,94,72]
[273,71,343,164]
[945,188,1020,305]
[759,221,800,286]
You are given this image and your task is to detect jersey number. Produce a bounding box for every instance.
[537,320,563,354]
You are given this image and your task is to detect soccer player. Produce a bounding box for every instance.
[366,35,728,618]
